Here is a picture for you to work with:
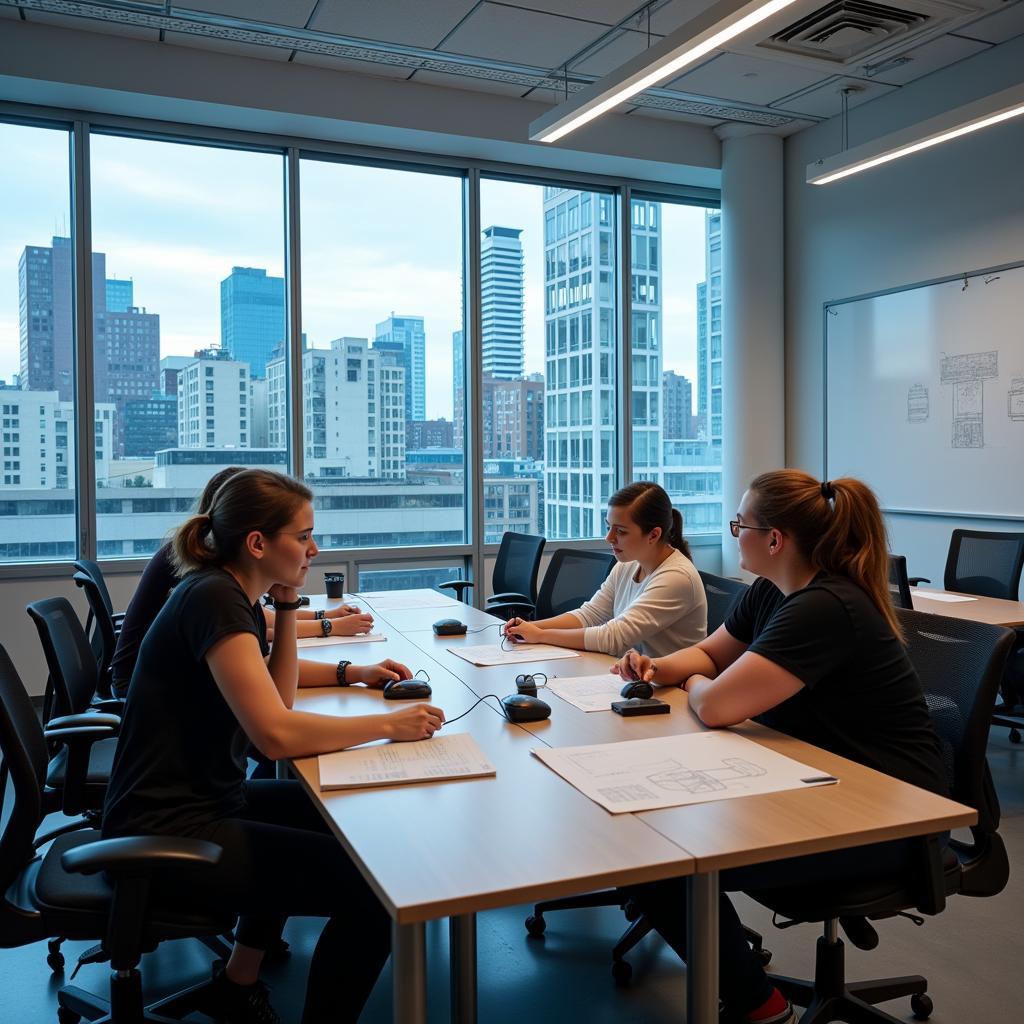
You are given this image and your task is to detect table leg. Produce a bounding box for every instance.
[686,871,719,1024]
[393,920,427,1024]
[449,914,477,1024]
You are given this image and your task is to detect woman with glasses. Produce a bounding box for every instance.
[612,470,947,1024]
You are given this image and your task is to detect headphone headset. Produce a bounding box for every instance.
[515,672,548,697]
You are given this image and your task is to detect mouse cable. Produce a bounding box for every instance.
[445,693,512,725]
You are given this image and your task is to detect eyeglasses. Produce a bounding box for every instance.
[729,520,772,539]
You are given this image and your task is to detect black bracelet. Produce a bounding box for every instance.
[336,660,351,686]
[269,597,303,611]
[314,609,326,620]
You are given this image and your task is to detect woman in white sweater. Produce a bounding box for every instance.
[505,482,707,658]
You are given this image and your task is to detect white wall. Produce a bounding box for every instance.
[784,35,1024,592]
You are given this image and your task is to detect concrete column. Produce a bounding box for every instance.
[719,130,785,576]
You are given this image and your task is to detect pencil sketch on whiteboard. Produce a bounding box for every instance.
[940,350,998,448]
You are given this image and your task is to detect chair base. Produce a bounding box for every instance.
[57,969,216,1024]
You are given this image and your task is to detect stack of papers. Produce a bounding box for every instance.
[356,590,456,611]
[547,674,625,712]
[448,643,581,667]
[297,633,387,648]
[909,589,977,603]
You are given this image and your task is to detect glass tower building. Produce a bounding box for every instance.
[220,266,285,379]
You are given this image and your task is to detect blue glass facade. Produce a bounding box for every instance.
[220,266,285,379]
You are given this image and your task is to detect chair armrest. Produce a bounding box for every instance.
[112,612,126,626]
[486,600,537,621]
[438,580,474,598]
[44,724,117,816]
[62,835,223,876]
[47,712,121,731]
[913,834,947,916]
[487,592,532,604]
[91,697,126,716]
[907,577,931,587]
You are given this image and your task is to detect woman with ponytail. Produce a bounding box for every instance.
[102,469,445,1024]
[506,481,707,657]
[612,470,948,1024]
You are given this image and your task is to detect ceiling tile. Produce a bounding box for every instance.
[162,31,291,60]
[440,2,610,68]
[409,68,527,96]
[776,76,897,117]
[186,2,319,28]
[310,0,478,49]
[501,1,647,26]
[955,1,1024,44]
[1,7,22,20]
[571,28,663,76]
[667,51,829,105]
[650,0,721,35]
[290,52,415,79]
[25,11,161,41]
[626,105,723,126]
[863,33,991,86]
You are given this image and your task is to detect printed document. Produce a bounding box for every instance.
[910,589,977,603]
[547,674,624,712]
[319,732,495,790]
[534,731,837,814]
[296,633,387,648]
[448,643,581,667]
[356,590,457,611]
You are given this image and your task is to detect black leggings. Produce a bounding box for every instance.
[158,780,391,1024]
[627,838,921,1017]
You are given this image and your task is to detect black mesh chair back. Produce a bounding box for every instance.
[73,571,116,697]
[26,597,100,722]
[491,532,546,604]
[536,549,616,619]
[942,529,1024,600]
[888,555,914,610]
[73,559,114,618]
[699,571,749,633]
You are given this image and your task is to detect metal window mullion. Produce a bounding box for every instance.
[285,148,304,481]
[466,169,484,606]
[71,120,97,560]
[617,184,633,490]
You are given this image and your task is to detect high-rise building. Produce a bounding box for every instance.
[159,355,191,397]
[176,348,250,449]
[248,378,269,449]
[630,197,663,482]
[662,370,694,440]
[406,418,454,449]
[374,315,425,424]
[696,280,709,439]
[481,226,525,380]
[105,277,133,313]
[100,305,161,456]
[452,329,464,451]
[482,373,544,461]
[220,267,285,379]
[696,210,723,453]
[123,394,178,458]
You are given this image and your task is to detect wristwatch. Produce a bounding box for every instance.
[336,660,351,686]
[268,596,303,611]
[313,609,326,620]
[320,617,333,637]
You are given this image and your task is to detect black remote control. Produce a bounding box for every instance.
[611,698,670,717]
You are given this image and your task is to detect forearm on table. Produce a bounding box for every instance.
[297,658,340,688]
[532,625,588,649]
[649,645,718,687]
[261,708,394,760]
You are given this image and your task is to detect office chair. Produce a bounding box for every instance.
[439,531,545,620]
[699,571,750,632]
[0,643,233,1024]
[887,555,914,610]
[73,571,118,700]
[491,547,615,621]
[745,608,1014,1024]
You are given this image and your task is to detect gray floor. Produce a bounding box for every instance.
[3,730,1020,1024]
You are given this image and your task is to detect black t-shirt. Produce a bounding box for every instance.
[102,568,269,838]
[110,542,177,691]
[724,574,948,797]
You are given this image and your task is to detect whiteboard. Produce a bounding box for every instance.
[825,263,1024,519]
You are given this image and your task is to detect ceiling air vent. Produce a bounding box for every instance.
[760,0,930,62]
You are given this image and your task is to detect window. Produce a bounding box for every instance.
[300,159,466,549]
[0,123,75,563]
[89,134,286,557]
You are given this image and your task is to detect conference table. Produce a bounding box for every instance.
[909,587,1024,627]
[291,589,975,1024]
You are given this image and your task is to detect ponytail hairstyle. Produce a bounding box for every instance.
[747,469,901,638]
[608,481,692,560]
[171,469,313,578]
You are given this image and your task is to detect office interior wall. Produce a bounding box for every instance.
[784,34,1024,592]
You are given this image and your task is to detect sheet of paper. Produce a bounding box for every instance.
[547,674,624,712]
[296,633,387,648]
[533,731,837,814]
[318,732,496,791]
[447,643,581,667]
[910,589,978,604]
[356,590,457,611]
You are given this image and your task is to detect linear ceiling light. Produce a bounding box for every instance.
[528,0,803,143]
[807,82,1024,185]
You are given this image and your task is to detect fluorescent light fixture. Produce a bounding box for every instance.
[529,0,803,143]
[807,82,1024,185]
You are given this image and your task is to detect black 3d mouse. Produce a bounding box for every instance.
[433,618,468,636]
[620,680,654,700]
[383,679,433,700]
[501,693,551,723]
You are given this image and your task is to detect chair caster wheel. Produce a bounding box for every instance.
[756,947,772,967]
[525,914,546,937]
[57,1008,81,1024]
[911,993,933,1020]
[1010,729,1021,744]
[623,899,640,922]
[47,951,65,971]
[611,959,632,986]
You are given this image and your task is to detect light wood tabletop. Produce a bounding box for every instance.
[910,588,1024,627]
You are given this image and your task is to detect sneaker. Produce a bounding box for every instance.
[203,963,282,1024]
[751,1001,798,1024]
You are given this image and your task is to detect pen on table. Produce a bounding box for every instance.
[800,775,839,784]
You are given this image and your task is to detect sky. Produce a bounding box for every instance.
[1,122,712,420]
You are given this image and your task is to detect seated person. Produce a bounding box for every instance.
[505,481,707,657]
[102,468,445,1024]
[111,465,374,696]
[611,470,949,1024]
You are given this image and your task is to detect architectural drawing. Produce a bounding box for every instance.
[648,757,767,793]
[1009,378,1024,422]
[940,350,998,448]
[907,384,929,423]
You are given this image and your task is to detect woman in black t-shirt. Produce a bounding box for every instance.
[612,470,947,1024]
[103,469,446,1024]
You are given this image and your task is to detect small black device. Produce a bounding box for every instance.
[501,694,551,723]
[383,679,433,700]
[298,595,311,606]
[515,671,547,697]
[619,679,653,700]
[432,618,468,636]
[611,698,669,717]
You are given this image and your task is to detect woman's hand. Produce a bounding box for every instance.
[357,660,413,688]
[504,618,543,644]
[334,612,375,636]
[611,649,655,682]
[327,602,363,618]
[267,583,300,606]
[386,703,445,741]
